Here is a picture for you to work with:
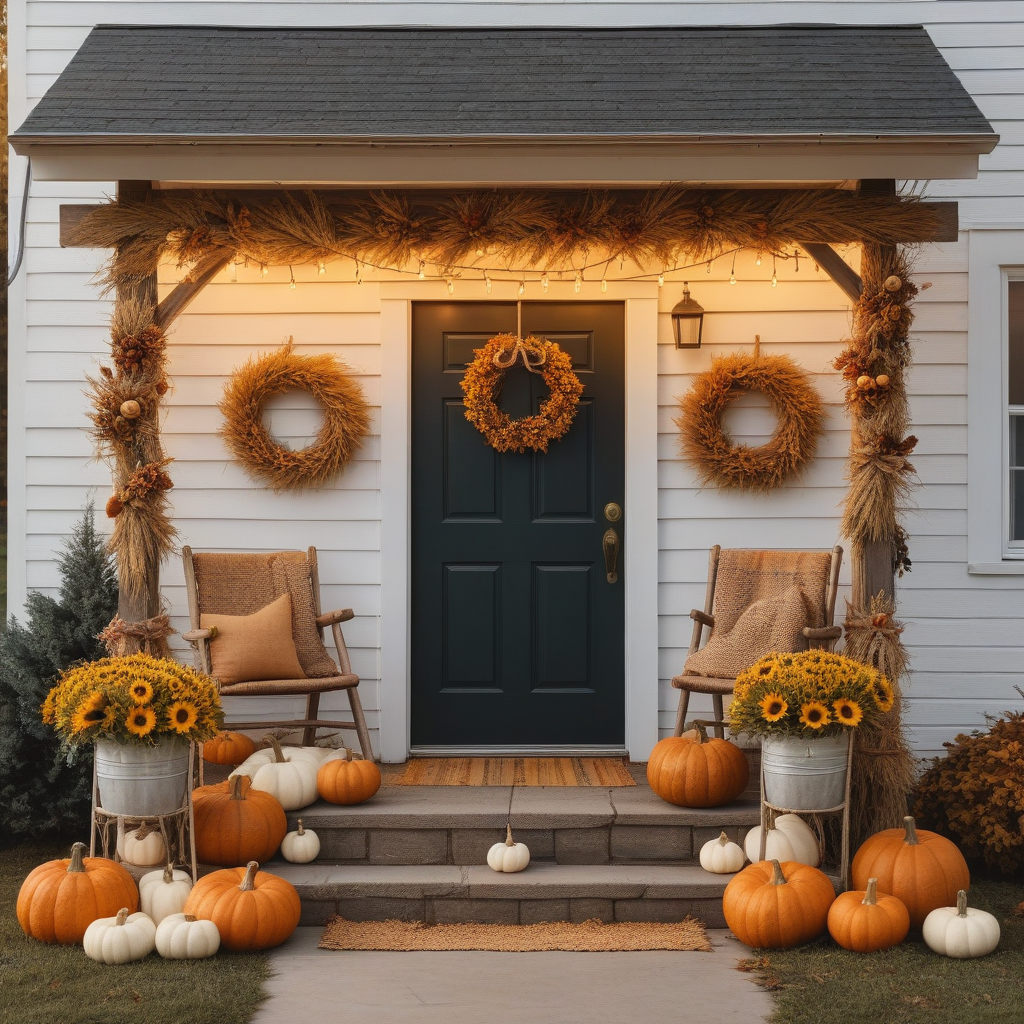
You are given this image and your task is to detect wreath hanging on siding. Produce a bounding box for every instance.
[219,342,370,490]
[675,338,825,492]
[461,334,584,453]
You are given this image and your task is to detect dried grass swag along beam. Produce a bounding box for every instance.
[72,188,939,279]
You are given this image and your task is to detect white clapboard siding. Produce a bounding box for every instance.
[13,0,1024,758]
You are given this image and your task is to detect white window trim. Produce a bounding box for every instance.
[966,229,1024,574]
[377,282,660,762]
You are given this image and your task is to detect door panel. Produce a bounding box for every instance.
[411,301,625,747]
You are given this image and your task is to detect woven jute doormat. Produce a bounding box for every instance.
[319,916,711,952]
[388,757,636,787]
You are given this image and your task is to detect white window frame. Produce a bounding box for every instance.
[966,228,1024,573]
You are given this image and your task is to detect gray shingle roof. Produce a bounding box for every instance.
[13,24,995,141]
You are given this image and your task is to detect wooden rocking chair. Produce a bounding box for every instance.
[672,545,843,739]
[181,546,373,758]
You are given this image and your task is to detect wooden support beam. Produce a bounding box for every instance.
[799,242,863,303]
[154,249,234,330]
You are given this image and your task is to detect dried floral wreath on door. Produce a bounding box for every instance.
[219,343,370,490]
[460,334,584,453]
[675,339,825,492]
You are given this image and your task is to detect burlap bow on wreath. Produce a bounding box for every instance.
[461,333,583,453]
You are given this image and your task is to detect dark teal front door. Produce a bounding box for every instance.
[411,301,626,747]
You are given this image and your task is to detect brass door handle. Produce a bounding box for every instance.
[603,528,620,584]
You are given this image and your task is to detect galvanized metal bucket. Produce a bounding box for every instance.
[94,738,190,816]
[761,732,850,811]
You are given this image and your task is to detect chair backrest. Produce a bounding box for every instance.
[183,547,337,679]
[711,548,838,633]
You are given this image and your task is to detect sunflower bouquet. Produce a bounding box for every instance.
[727,649,894,739]
[42,652,223,747]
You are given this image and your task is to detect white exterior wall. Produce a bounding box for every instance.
[8,0,1024,760]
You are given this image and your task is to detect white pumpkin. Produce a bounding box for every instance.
[281,818,321,863]
[139,863,193,925]
[155,913,221,960]
[923,890,1000,959]
[230,741,331,780]
[83,908,156,964]
[248,737,319,810]
[699,831,746,874]
[743,813,820,867]
[487,824,530,873]
[117,824,166,867]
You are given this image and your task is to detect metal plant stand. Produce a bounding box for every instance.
[757,733,855,891]
[89,742,198,881]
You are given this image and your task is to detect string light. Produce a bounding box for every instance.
[794,250,800,273]
[447,277,455,295]
[601,277,608,293]
[574,271,583,294]
[729,251,737,286]
[518,280,526,297]
[318,259,326,275]
[289,266,296,290]
[229,262,237,282]
[771,254,778,288]
[756,251,762,267]
[706,259,713,274]
[541,273,549,293]
[260,264,268,277]
[657,272,665,288]
[485,273,492,294]
[418,261,426,280]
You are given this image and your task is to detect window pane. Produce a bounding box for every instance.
[1011,281,1024,406]
[1014,416,1024,542]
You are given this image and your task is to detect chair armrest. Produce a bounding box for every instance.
[316,608,355,628]
[182,627,218,642]
[803,625,842,641]
[689,609,715,628]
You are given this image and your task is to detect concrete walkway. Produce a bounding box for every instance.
[251,927,772,1024]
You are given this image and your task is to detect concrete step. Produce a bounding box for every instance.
[270,861,735,928]
[286,785,762,866]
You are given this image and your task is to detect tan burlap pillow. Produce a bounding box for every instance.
[202,593,306,684]
[684,584,814,679]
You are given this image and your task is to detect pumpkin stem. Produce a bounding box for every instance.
[345,747,353,762]
[862,878,878,906]
[229,774,246,801]
[684,720,708,744]
[163,862,175,884]
[956,890,968,918]
[67,842,87,874]
[240,861,260,892]
[903,816,919,846]
[505,823,515,847]
[717,831,730,846]
[266,735,287,763]
[769,859,787,886]
[115,908,130,926]
[297,819,305,836]
[184,914,197,923]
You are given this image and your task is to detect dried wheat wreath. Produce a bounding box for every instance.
[461,334,584,453]
[219,343,370,490]
[675,342,825,492]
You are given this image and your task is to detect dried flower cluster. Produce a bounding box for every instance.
[460,335,583,453]
[675,346,825,492]
[105,459,174,519]
[42,653,223,747]
[913,704,1024,875]
[728,650,894,739]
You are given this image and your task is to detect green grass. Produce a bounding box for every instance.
[0,844,271,1024]
[742,879,1024,1024]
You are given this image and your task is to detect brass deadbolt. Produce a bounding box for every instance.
[604,502,622,522]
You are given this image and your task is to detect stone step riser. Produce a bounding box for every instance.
[303,823,750,866]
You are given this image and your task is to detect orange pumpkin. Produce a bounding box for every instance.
[192,774,287,866]
[203,731,257,766]
[827,877,910,952]
[851,816,969,930]
[317,749,381,805]
[646,723,749,807]
[723,858,835,949]
[16,842,138,944]
[184,860,300,951]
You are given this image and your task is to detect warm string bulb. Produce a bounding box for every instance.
[418,261,426,280]
[229,262,237,282]
[541,273,549,293]
[260,264,268,277]
[755,251,762,267]
[729,251,737,286]
[771,254,778,288]
[518,280,525,297]
[447,277,455,295]
[657,272,665,288]
[318,260,326,276]
[601,277,608,293]
[706,259,713,274]
[574,271,582,294]
[289,267,297,290]
[794,250,800,273]
[485,273,492,294]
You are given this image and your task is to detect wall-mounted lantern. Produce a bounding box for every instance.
[672,283,705,349]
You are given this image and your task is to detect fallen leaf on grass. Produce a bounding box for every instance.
[901,995,942,1010]
[48,981,60,990]
[736,956,771,973]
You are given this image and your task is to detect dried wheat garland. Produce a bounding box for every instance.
[218,344,371,490]
[675,342,825,492]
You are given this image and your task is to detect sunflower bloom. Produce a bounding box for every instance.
[799,701,830,730]
[129,680,154,704]
[168,701,198,734]
[759,693,789,723]
[872,677,895,714]
[126,705,157,737]
[833,698,864,728]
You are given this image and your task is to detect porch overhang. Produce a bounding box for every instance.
[10,24,998,185]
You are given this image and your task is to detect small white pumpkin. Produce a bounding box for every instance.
[281,818,321,863]
[231,742,332,780]
[923,890,1000,959]
[699,831,746,874]
[83,908,156,964]
[744,813,820,867]
[155,913,221,959]
[248,737,319,810]
[487,824,530,873]
[139,863,193,925]
[117,823,166,867]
